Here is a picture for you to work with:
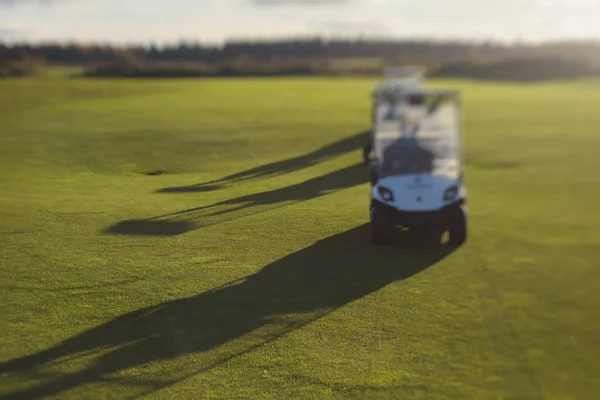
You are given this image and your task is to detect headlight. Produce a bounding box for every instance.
[443,185,458,201]
[378,186,394,202]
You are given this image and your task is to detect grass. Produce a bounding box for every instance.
[329,57,384,71]
[1,75,599,399]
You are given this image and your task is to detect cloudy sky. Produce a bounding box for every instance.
[1,0,599,45]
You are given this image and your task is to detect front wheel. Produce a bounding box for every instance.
[448,205,467,246]
[371,205,392,245]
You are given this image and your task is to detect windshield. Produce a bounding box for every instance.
[372,93,461,179]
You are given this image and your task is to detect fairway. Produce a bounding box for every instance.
[1,76,599,399]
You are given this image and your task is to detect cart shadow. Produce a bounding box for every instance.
[0,224,459,399]
[105,162,370,236]
[156,130,370,193]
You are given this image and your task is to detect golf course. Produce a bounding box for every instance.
[1,75,599,399]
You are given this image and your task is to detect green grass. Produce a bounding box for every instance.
[1,75,599,399]
[329,57,384,71]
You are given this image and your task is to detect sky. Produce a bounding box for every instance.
[1,0,600,45]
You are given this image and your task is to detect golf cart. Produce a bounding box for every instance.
[367,68,467,246]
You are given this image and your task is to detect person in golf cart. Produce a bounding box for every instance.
[363,95,438,184]
[381,135,435,176]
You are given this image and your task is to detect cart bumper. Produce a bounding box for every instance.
[371,199,465,229]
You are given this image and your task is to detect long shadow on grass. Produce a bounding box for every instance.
[106,162,369,236]
[0,225,458,399]
[156,130,370,193]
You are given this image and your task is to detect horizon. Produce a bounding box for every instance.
[3,35,600,49]
[1,0,600,46]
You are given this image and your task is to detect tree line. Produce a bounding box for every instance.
[2,38,600,80]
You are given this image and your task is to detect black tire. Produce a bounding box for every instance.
[371,205,392,245]
[448,206,467,246]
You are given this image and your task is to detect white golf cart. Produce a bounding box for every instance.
[367,68,467,246]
